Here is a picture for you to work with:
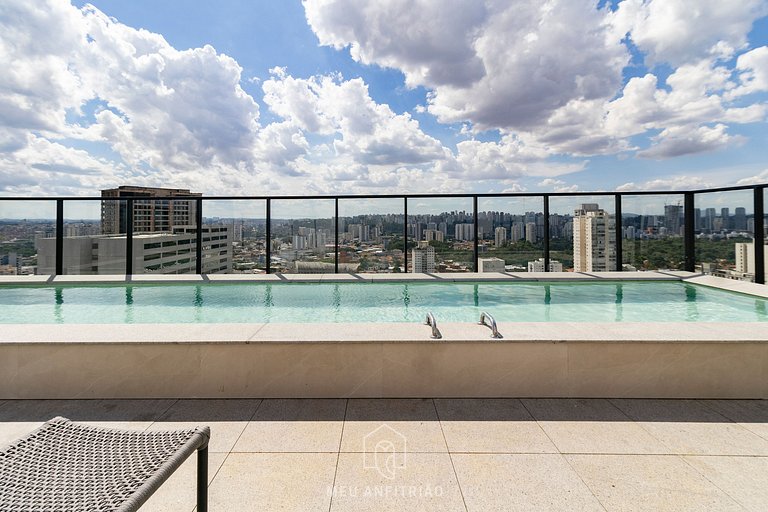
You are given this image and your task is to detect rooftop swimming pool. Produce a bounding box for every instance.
[1,280,766,324]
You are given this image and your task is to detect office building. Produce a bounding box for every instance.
[734,207,747,231]
[38,225,232,275]
[573,204,616,272]
[664,205,682,236]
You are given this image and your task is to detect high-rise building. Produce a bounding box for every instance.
[424,229,444,242]
[664,205,682,236]
[494,227,507,247]
[511,223,524,241]
[454,223,474,241]
[734,241,768,277]
[573,203,616,272]
[734,207,747,231]
[411,241,435,273]
[525,222,537,243]
[101,186,201,235]
[721,208,730,230]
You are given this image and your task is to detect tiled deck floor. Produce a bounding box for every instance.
[2,398,768,511]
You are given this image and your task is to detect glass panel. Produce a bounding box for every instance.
[62,200,125,274]
[695,190,754,281]
[549,195,616,272]
[621,194,685,271]
[0,200,56,275]
[203,200,266,274]
[477,196,545,271]
[126,198,199,275]
[270,199,335,274]
[407,197,474,272]
[338,198,404,273]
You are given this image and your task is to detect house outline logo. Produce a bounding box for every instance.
[363,423,407,479]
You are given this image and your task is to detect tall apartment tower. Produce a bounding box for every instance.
[454,223,474,241]
[494,226,507,247]
[572,203,616,272]
[411,241,436,273]
[101,186,202,234]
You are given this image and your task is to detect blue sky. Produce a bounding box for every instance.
[1,0,768,199]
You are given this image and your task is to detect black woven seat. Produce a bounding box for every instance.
[0,417,210,512]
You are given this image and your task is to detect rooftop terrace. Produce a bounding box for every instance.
[2,398,767,511]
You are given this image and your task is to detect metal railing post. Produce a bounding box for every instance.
[473,195,479,272]
[265,198,271,274]
[684,192,695,272]
[615,194,623,271]
[754,187,765,284]
[403,197,408,273]
[195,198,203,274]
[335,197,339,273]
[543,195,550,272]
[55,199,64,275]
[125,198,133,275]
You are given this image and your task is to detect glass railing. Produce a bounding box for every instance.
[694,189,755,281]
[621,194,685,271]
[0,184,765,283]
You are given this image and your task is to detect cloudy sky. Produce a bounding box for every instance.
[1,0,768,198]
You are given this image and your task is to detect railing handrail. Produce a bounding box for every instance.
[0,182,766,201]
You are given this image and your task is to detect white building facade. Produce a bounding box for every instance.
[573,204,616,272]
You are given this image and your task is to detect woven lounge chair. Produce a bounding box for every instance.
[0,417,210,512]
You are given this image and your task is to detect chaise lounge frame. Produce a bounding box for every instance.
[0,416,210,511]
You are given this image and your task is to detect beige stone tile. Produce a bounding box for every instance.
[522,398,669,454]
[701,399,768,441]
[684,455,768,512]
[0,400,179,451]
[139,452,227,512]
[0,399,175,430]
[611,399,768,455]
[233,399,346,452]
[340,399,446,453]
[453,453,603,511]
[435,399,557,453]
[148,399,261,453]
[209,452,337,511]
[567,454,743,511]
[330,452,465,512]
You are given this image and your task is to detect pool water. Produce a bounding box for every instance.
[1,281,766,324]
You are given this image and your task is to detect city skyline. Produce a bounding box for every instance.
[4,187,760,275]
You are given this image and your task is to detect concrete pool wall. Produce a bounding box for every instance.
[1,272,767,399]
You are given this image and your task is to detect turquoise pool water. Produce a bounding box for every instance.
[0,281,766,324]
